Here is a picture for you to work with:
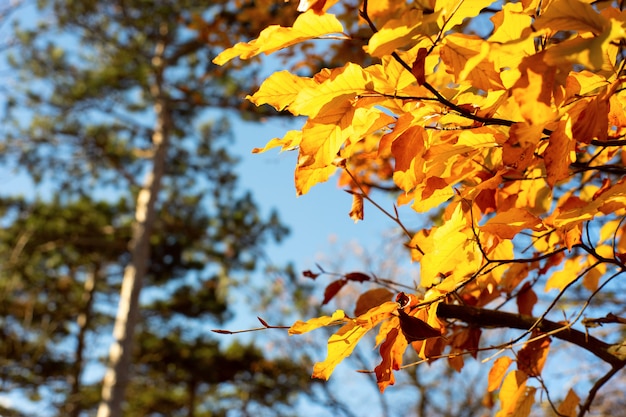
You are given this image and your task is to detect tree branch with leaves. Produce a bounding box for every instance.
[213,0,626,416]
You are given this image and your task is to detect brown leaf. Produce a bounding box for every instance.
[355,288,394,316]
[398,309,441,342]
[303,270,320,279]
[516,282,537,316]
[323,279,347,305]
[411,47,428,85]
[344,272,371,282]
[517,331,551,377]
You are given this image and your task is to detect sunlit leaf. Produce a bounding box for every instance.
[312,321,369,380]
[435,0,497,31]
[487,356,513,392]
[289,310,347,335]
[544,117,575,187]
[213,11,344,65]
[418,204,482,288]
[533,0,608,35]
[312,301,398,380]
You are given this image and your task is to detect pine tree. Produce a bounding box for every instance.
[1,1,306,415]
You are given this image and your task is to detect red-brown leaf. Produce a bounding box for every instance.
[322,279,347,305]
[344,272,371,282]
[398,309,441,342]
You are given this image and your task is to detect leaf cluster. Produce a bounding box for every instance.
[214,1,626,415]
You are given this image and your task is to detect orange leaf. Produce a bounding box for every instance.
[375,327,407,392]
[367,9,440,57]
[481,208,543,240]
[533,0,608,35]
[488,356,513,392]
[544,118,575,188]
[517,332,551,377]
[440,34,504,91]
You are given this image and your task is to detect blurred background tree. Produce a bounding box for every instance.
[0,1,314,416]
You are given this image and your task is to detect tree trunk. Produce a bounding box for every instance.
[97,24,170,417]
[64,265,98,417]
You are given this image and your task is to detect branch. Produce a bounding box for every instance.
[436,304,626,368]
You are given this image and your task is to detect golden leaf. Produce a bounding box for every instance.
[440,34,504,91]
[252,130,301,154]
[213,10,344,65]
[247,71,317,112]
[495,370,533,417]
[289,310,347,335]
[418,204,482,288]
[312,301,398,380]
[435,0,498,32]
[312,321,369,380]
[533,0,608,35]
[480,208,543,240]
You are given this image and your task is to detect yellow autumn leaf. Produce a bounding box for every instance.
[418,203,482,288]
[247,71,317,113]
[252,130,302,154]
[544,19,626,70]
[213,10,344,65]
[488,2,531,43]
[440,34,504,91]
[288,309,347,335]
[435,0,497,31]
[294,163,337,196]
[495,370,534,417]
[312,301,398,380]
[544,257,584,292]
[312,321,369,380]
[553,180,626,229]
[295,105,393,195]
[367,9,440,57]
[533,0,608,35]
[290,63,372,118]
